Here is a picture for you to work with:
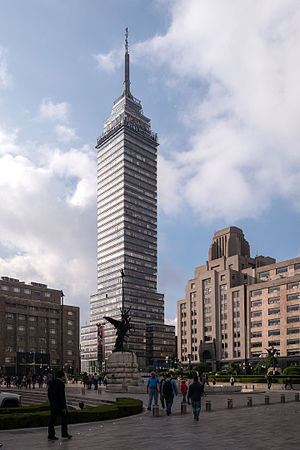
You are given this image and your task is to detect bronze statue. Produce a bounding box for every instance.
[104,307,134,351]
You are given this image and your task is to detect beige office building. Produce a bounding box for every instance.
[177,226,300,369]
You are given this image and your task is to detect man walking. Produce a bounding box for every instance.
[48,370,72,441]
[147,371,160,411]
[188,376,204,421]
[161,373,178,416]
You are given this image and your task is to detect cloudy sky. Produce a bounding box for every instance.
[1,0,300,327]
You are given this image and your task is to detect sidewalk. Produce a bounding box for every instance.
[0,396,299,449]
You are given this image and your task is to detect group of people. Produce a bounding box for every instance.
[147,372,205,421]
[82,372,107,390]
[0,374,49,389]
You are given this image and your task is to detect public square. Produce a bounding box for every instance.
[0,385,299,449]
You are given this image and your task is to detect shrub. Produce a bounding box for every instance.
[0,398,142,430]
[282,366,300,376]
[0,402,50,415]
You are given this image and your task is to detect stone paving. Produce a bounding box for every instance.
[0,387,300,449]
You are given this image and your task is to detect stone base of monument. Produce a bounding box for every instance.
[106,351,145,393]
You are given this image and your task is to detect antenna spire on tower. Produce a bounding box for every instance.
[124,27,131,97]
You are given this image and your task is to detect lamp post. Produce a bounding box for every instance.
[120,269,125,310]
[61,291,64,371]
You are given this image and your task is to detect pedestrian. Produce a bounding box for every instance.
[180,380,188,403]
[285,376,293,390]
[147,371,160,411]
[48,370,72,441]
[230,376,235,386]
[161,373,178,416]
[266,374,272,390]
[188,376,204,421]
[159,373,166,409]
[87,373,92,389]
[93,373,99,390]
[212,377,216,386]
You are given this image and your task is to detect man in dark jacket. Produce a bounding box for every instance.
[48,370,72,440]
[188,376,204,421]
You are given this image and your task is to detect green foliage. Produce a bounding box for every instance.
[0,402,50,415]
[282,366,300,376]
[195,363,212,374]
[0,398,143,430]
[253,361,268,375]
[227,362,242,375]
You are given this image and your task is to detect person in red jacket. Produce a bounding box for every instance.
[181,379,188,403]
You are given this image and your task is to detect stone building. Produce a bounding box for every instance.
[177,226,300,369]
[81,30,175,370]
[0,277,80,375]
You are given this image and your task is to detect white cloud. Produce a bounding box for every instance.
[0,125,97,322]
[0,46,11,88]
[136,0,300,221]
[93,49,123,72]
[165,317,177,334]
[55,124,77,142]
[39,98,70,122]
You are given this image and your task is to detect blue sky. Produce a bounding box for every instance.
[0,0,300,327]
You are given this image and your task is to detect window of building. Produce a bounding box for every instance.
[220,284,227,291]
[233,321,240,328]
[191,283,195,289]
[24,289,31,294]
[221,303,227,310]
[233,300,240,308]
[294,263,300,270]
[34,290,41,296]
[204,288,211,295]
[205,326,212,332]
[5,346,14,352]
[287,328,300,334]
[287,282,299,290]
[204,298,211,304]
[234,331,241,338]
[1,285,9,291]
[251,311,262,318]
[5,357,13,363]
[251,351,262,357]
[221,275,225,281]
[268,340,280,347]
[40,349,47,354]
[67,320,74,326]
[268,318,280,326]
[251,321,262,328]
[221,323,228,330]
[13,287,20,293]
[268,308,280,315]
[287,349,300,356]
[67,311,74,316]
[5,312,14,319]
[232,291,240,299]
[50,339,56,345]
[276,266,288,274]
[220,294,227,301]
[204,336,212,341]
[18,325,25,331]
[203,278,211,286]
[251,300,262,307]
[251,342,262,347]
[204,316,211,323]
[251,290,262,297]
[45,292,51,297]
[287,316,300,323]
[221,313,227,320]
[233,311,240,318]
[268,286,280,293]
[287,293,300,301]
[268,329,280,336]
[268,297,280,304]
[287,339,300,345]
[28,316,37,322]
[67,330,73,336]
[204,306,211,313]
[18,314,26,320]
[50,329,56,335]
[259,271,270,279]
[287,305,300,312]
[40,337,47,343]
[251,331,262,338]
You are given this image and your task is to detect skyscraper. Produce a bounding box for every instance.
[82,30,175,368]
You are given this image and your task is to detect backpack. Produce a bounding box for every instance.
[163,379,173,396]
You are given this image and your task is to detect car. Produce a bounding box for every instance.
[0,390,21,408]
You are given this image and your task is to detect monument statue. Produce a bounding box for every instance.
[104,307,134,351]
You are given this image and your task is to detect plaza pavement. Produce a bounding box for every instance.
[0,385,299,449]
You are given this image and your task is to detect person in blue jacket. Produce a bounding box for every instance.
[147,371,160,410]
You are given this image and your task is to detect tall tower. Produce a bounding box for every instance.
[90,29,166,366]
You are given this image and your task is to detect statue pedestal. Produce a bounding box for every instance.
[106,351,146,393]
